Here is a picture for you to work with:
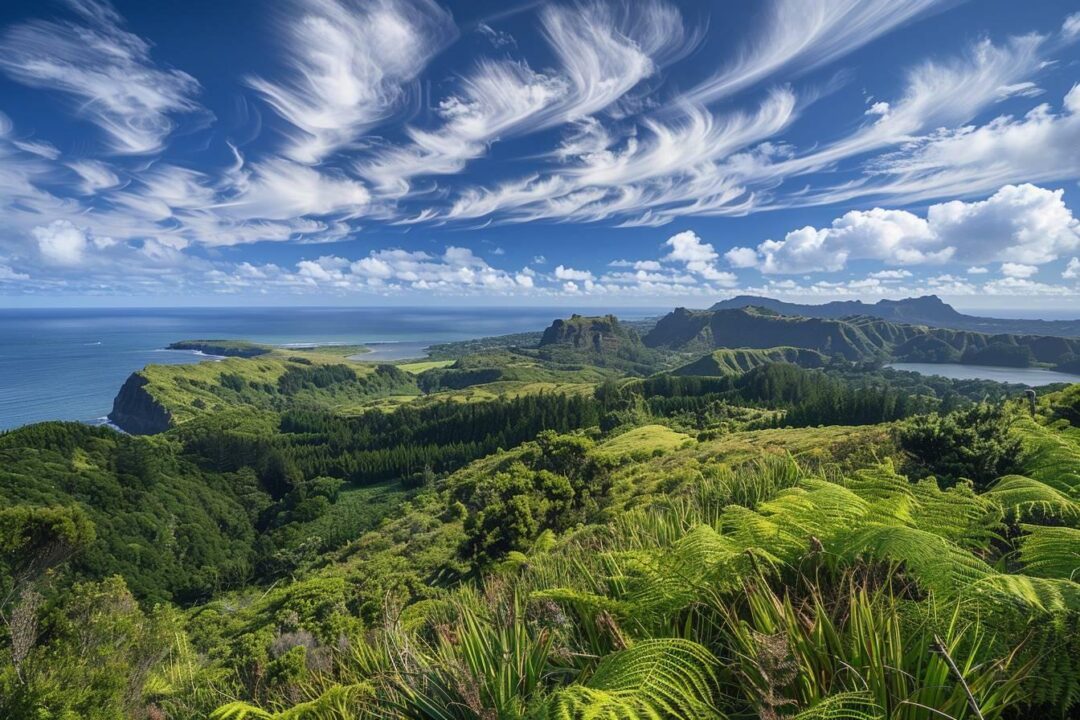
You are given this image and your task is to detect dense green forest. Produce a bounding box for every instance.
[2,313,1079,719]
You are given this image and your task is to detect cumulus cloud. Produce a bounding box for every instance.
[554,265,594,282]
[1063,258,1080,279]
[0,0,202,154]
[663,230,738,284]
[1000,262,1038,278]
[665,230,717,264]
[726,183,1080,274]
[868,269,912,280]
[33,220,88,265]
[286,246,537,294]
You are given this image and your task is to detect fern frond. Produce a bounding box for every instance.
[210,684,374,720]
[792,692,884,720]
[1017,525,1080,580]
[211,703,273,720]
[835,526,994,599]
[541,639,722,720]
[986,475,1080,523]
[969,574,1080,616]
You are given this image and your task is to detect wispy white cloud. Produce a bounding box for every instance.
[678,0,951,107]
[434,29,1052,227]
[443,88,798,223]
[249,0,457,164]
[752,34,1051,184]
[537,0,693,123]
[360,0,692,196]
[359,60,566,195]
[217,153,370,224]
[850,84,1080,204]
[66,160,120,194]
[0,0,202,154]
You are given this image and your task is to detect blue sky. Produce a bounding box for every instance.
[1,0,1079,309]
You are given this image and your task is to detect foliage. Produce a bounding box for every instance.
[898,403,1023,488]
[4,329,1080,720]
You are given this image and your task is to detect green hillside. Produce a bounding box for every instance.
[2,313,1079,720]
[109,346,420,433]
[673,346,829,375]
[646,305,1080,367]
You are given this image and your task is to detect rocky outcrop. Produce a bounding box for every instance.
[539,314,633,353]
[108,373,172,434]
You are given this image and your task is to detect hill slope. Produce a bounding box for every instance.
[711,294,1080,337]
[646,306,1080,366]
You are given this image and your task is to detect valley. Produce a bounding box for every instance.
[3,297,1079,718]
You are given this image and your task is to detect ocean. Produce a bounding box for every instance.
[0,306,662,431]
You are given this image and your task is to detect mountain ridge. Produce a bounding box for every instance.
[645,305,1080,368]
[709,295,1080,337]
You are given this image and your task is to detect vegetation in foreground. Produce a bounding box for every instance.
[1,312,1078,719]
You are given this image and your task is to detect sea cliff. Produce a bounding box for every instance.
[108,373,172,434]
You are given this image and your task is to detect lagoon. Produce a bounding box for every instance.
[886,362,1080,386]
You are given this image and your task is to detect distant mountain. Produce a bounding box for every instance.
[709,295,1080,337]
[644,306,1080,369]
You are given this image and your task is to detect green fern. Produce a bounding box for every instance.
[211,684,374,720]
[792,692,884,720]
[540,639,722,720]
[985,475,1079,523]
[1017,524,1080,580]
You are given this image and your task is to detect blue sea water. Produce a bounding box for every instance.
[0,306,662,431]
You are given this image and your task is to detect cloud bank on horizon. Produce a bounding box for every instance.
[0,0,1079,305]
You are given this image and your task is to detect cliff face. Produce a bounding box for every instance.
[539,314,633,353]
[639,307,712,349]
[108,373,172,435]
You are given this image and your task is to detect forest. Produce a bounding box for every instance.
[1,313,1078,720]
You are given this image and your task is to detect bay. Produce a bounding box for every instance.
[0,306,661,430]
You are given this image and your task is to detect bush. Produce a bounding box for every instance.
[897,402,1022,489]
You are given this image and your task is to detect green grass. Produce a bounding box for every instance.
[295,481,412,552]
[135,350,418,425]
[594,424,692,461]
[396,360,454,374]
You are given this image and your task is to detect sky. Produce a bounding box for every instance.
[1,0,1079,310]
